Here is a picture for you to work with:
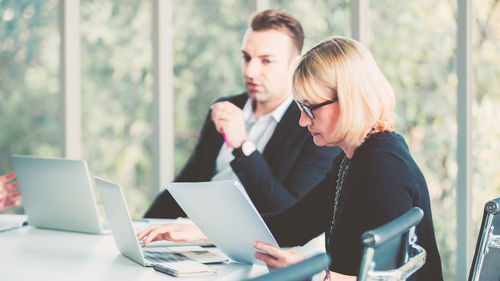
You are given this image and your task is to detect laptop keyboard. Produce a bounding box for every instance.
[143,248,193,263]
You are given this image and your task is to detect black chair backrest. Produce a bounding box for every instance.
[358,207,426,281]
[468,197,500,281]
[245,252,330,281]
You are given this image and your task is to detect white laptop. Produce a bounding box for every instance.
[166,180,280,264]
[94,177,229,266]
[11,155,109,234]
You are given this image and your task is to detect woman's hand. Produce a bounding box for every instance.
[253,241,306,270]
[137,223,209,244]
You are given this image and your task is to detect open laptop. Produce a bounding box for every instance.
[94,177,229,266]
[11,155,109,234]
[166,180,280,264]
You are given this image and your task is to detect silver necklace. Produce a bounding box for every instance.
[327,156,351,248]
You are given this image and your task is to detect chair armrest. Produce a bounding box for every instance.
[363,244,426,281]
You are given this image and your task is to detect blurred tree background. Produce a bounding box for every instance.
[80,0,154,220]
[0,0,60,214]
[370,1,459,278]
[1,1,499,280]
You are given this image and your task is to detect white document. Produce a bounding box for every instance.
[166,180,279,265]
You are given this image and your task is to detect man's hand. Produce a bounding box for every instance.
[137,223,209,244]
[253,241,306,271]
[210,101,248,148]
[0,171,20,211]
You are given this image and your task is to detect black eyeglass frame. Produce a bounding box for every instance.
[296,97,338,119]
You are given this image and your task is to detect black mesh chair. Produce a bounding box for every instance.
[358,207,427,281]
[468,197,500,281]
[245,252,330,281]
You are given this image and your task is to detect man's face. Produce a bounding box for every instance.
[241,29,298,106]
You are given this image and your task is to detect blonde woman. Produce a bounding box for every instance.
[253,37,443,280]
[138,37,443,280]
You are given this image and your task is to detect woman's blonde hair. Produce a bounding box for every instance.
[293,36,396,148]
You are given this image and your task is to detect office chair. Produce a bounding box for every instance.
[245,252,330,281]
[358,207,427,281]
[468,196,500,281]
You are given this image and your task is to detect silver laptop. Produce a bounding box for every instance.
[94,177,229,266]
[166,180,279,264]
[11,155,109,234]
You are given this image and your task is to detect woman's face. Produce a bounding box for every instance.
[297,84,342,147]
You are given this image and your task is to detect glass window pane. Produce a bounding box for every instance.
[472,0,500,241]
[81,0,153,218]
[172,0,252,173]
[269,0,351,49]
[370,1,457,279]
[0,0,60,214]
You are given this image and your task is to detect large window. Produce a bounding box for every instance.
[0,0,60,213]
[81,0,154,218]
[269,0,351,47]
[472,0,500,252]
[370,1,457,279]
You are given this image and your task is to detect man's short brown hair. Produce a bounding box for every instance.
[249,9,304,55]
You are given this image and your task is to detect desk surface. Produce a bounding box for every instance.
[0,224,268,281]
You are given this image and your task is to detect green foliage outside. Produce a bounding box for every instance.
[80,0,154,220]
[0,0,60,214]
[370,1,458,279]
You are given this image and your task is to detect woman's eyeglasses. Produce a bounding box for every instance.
[295,98,338,119]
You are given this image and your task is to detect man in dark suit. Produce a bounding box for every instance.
[144,10,340,218]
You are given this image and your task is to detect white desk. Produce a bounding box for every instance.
[0,225,268,281]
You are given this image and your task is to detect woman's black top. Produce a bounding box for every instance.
[263,131,443,280]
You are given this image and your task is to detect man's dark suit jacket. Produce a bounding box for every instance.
[144,93,341,218]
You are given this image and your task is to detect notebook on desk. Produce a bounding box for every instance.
[11,155,109,234]
[95,177,229,266]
